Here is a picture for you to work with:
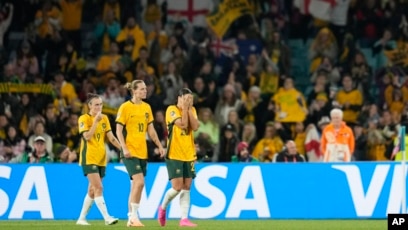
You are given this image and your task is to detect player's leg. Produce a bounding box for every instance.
[158,159,183,226]
[123,157,146,227]
[87,166,118,225]
[76,183,94,225]
[179,161,197,227]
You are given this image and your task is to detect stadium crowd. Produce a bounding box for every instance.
[0,0,407,163]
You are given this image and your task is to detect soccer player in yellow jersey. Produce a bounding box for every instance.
[76,93,122,226]
[158,88,200,227]
[116,80,165,227]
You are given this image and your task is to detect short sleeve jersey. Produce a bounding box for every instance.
[116,101,153,159]
[165,105,197,161]
[78,113,111,166]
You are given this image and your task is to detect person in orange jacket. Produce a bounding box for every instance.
[321,108,355,162]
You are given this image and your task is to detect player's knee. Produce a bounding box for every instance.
[93,184,103,194]
[172,185,183,191]
[88,188,95,198]
[133,180,144,190]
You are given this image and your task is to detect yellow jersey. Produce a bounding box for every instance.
[116,101,153,159]
[335,89,363,123]
[60,0,83,31]
[166,105,197,161]
[78,113,112,166]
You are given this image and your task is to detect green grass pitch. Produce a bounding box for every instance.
[0,219,387,229]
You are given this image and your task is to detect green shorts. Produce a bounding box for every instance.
[123,157,147,179]
[82,165,106,178]
[165,159,196,180]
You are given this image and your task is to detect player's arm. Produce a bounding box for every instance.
[173,104,189,130]
[116,123,130,157]
[188,107,199,131]
[106,131,121,151]
[82,113,102,141]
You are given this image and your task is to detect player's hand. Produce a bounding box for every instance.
[122,148,131,158]
[94,112,103,122]
[182,96,190,110]
[158,147,166,158]
[187,94,193,108]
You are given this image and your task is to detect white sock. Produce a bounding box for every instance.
[180,190,190,219]
[131,203,140,219]
[94,196,110,220]
[78,194,94,220]
[161,188,180,210]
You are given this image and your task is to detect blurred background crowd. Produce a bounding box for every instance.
[0,0,407,164]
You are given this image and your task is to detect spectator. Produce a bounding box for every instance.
[95,42,121,86]
[0,114,8,139]
[272,77,308,123]
[101,77,126,108]
[34,1,62,40]
[334,75,363,125]
[53,72,78,105]
[55,144,77,163]
[94,9,121,55]
[195,107,219,147]
[252,122,284,162]
[240,122,258,153]
[27,121,53,156]
[191,76,218,111]
[321,108,355,162]
[13,40,39,77]
[273,140,305,162]
[3,125,27,162]
[59,0,83,52]
[10,136,53,163]
[116,16,146,61]
[350,51,372,101]
[161,61,183,106]
[353,122,368,161]
[0,3,13,49]
[308,27,338,73]
[366,120,388,161]
[231,141,258,163]
[215,123,239,162]
[215,84,242,126]
[310,56,341,87]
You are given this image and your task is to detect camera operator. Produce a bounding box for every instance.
[273,140,305,163]
[10,136,53,163]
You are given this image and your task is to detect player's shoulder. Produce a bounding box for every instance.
[118,100,132,113]
[141,101,153,109]
[102,113,110,120]
[120,100,132,108]
[166,105,178,112]
[79,113,90,121]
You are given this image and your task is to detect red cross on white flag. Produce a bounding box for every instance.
[167,0,213,27]
[293,0,336,21]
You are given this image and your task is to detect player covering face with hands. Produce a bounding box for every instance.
[76,93,122,226]
[158,88,200,227]
[116,80,165,227]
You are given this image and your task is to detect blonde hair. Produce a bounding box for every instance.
[242,122,257,143]
[330,108,343,118]
[124,80,145,92]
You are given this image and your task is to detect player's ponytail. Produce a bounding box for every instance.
[124,80,145,92]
